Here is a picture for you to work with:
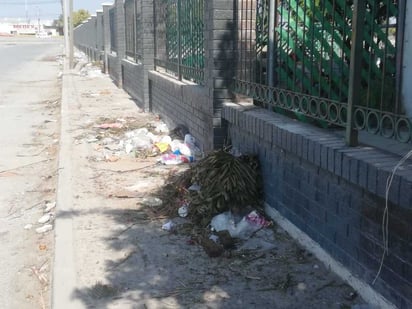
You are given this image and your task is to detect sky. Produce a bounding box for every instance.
[0,0,112,21]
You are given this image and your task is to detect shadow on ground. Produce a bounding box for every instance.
[58,165,364,309]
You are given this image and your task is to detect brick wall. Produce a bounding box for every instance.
[96,11,104,61]
[223,102,412,309]
[149,71,213,151]
[102,3,111,74]
[122,59,144,106]
[139,0,155,111]
[204,0,236,149]
[108,54,119,83]
[114,0,126,88]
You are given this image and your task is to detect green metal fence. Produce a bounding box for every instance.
[124,0,143,62]
[154,0,204,84]
[135,0,143,61]
[125,0,136,60]
[234,0,411,144]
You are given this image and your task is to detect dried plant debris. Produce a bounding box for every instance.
[147,150,263,227]
[188,150,262,225]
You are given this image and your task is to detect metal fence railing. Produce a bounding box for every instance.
[154,0,204,84]
[135,0,143,61]
[125,0,136,59]
[109,7,117,53]
[234,0,411,144]
[124,0,143,62]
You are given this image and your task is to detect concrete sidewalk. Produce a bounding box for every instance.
[52,59,163,308]
[52,56,389,309]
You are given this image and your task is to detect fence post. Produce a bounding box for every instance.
[115,0,126,87]
[133,0,137,60]
[267,0,275,87]
[96,10,104,63]
[90,15,97,61]
[102,3,112,74]
[346,0,365,146]
[400,0,412,119]
[177,0,182,81]
[204,0,236,150]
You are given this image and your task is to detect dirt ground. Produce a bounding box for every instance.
[55,56,375,309]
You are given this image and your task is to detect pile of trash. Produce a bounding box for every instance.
[75,52,104,78]
[89,117,270,258]
[120,127,202,164]
[150,149,269,257]
[79,63,104,78]
[86,118,203,164]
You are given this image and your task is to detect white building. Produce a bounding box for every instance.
[0,18,57,36]
[0,22,13,36]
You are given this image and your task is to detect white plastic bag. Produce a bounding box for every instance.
[211,211,265,239]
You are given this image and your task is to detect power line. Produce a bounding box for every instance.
[0,14,60,18]
[0,1,59,4]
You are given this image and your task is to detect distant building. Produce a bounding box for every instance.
[0,21,13,36]
[0,18,58,36]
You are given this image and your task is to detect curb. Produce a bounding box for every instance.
[52,60,84,309]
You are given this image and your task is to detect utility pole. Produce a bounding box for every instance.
[25,0,28,24]
[69,0,74,69]
[37,6,40,35]
[63,0,69,59]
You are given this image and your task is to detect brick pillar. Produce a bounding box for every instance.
[141,0,155,111]
[85,17,92,61]
[102,3,112,74]
[204,0,236,149]
[115,0,126,87]
[90,15,97,61]
[96,10,104,62]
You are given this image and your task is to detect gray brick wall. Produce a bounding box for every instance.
[108,54,119,83]
[204,0,236,149]
[102,3,112,74]
[96,11,104,61]
[122,59,144,106]
[149,71,212,151]
[140,0,155,111]
[114,0,126,87]
[223,102,412,309]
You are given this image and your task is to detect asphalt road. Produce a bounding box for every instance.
[0,37,62,170]
[0,36,62,309]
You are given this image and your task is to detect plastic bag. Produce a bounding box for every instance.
[211,211,267,240]
[184,134,196,147]
[125,128,148,138]
[154,142,170,153]
[159,153,185,165]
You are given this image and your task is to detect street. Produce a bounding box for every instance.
[0,37,62,309]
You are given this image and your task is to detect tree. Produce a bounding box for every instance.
[52,14,64,35]
[52,9,90,33]
[53,14,64,28]
[73,9,90,27]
